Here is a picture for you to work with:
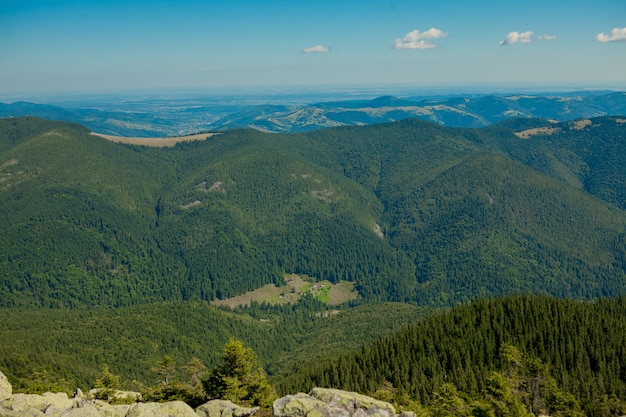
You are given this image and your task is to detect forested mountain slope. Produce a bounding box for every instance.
[0,299,429,392]
[1,116,626,308]
[3,295,624,417]
[277,295,626,416]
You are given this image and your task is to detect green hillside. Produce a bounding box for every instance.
[277,295,626,416]
[0,300,429,392]
[3,295,624,416]
[1,116,626,307]
[2,114,626,415]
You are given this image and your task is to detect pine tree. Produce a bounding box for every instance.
[203,338,277,408]
[93,365,121,401]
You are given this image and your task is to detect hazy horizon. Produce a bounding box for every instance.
[2,82,626,107]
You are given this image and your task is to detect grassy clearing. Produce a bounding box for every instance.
[328,281,357,304]
[90,132,219,147]
[212,274,358,308]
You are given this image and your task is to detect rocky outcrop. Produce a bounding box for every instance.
[273,392,329,417]
[0,370,261,417]
[0,370,414,417]
[273,388,414,417]
[310,388,397,415]
[88,388,142,403]
[2,392,75,414]
[195,399,259,417]
[0,371,11,402]
[125,401,197,417]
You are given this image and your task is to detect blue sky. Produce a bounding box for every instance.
[1,0,625,94]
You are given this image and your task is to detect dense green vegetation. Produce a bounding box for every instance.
[4,296,625,416]
[1,116,626,308]
[202,338,276,408]
[278,296,626,416]
[2,116,626,414]
[0,299,429,392]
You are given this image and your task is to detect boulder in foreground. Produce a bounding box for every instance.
[273,387,414,417]
[1,370,415,417]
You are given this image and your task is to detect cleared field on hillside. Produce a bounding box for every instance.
[90,132,219,147]
[212,274,358,308]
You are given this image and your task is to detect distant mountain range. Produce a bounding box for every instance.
[210,92,626,132]
[1,91,625,136]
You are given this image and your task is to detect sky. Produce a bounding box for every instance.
[1,0,626,95]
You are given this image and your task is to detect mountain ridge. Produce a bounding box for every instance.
[1,115,625,308]
[211,92,626,132]
[2,91,625,136]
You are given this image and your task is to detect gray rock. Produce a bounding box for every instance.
[44,401,103,417]
[126,401,197,417]
[352,409,394,417]
[42,392,75,410]
[74,389,85,400]
[111,390,141,402]
[273,392,337,417]
[273,388,405,417]
[109,404,132,417]
[87,388,140,403]
[3,393,51,412]
[309,388,396,416]
[0,406,45,416]
[0,392,76,416]
[195,399,259,417]
[58,408,104,417]
[89,400,130,417]
[0,372,11,402]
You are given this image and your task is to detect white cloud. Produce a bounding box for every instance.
[302,45,330,53]
[538,34,557,41]
[393,27,448,50]
[499,31,533,46]
[595,27,626,42]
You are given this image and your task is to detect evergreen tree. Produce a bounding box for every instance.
[142,355,201,405]
[152,355,177,386]
[93,365,121,401]
[203,338,277,408]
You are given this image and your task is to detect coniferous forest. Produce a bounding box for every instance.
[277,296,626,416]
[1,115,626,415]
[2,116,626,307]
